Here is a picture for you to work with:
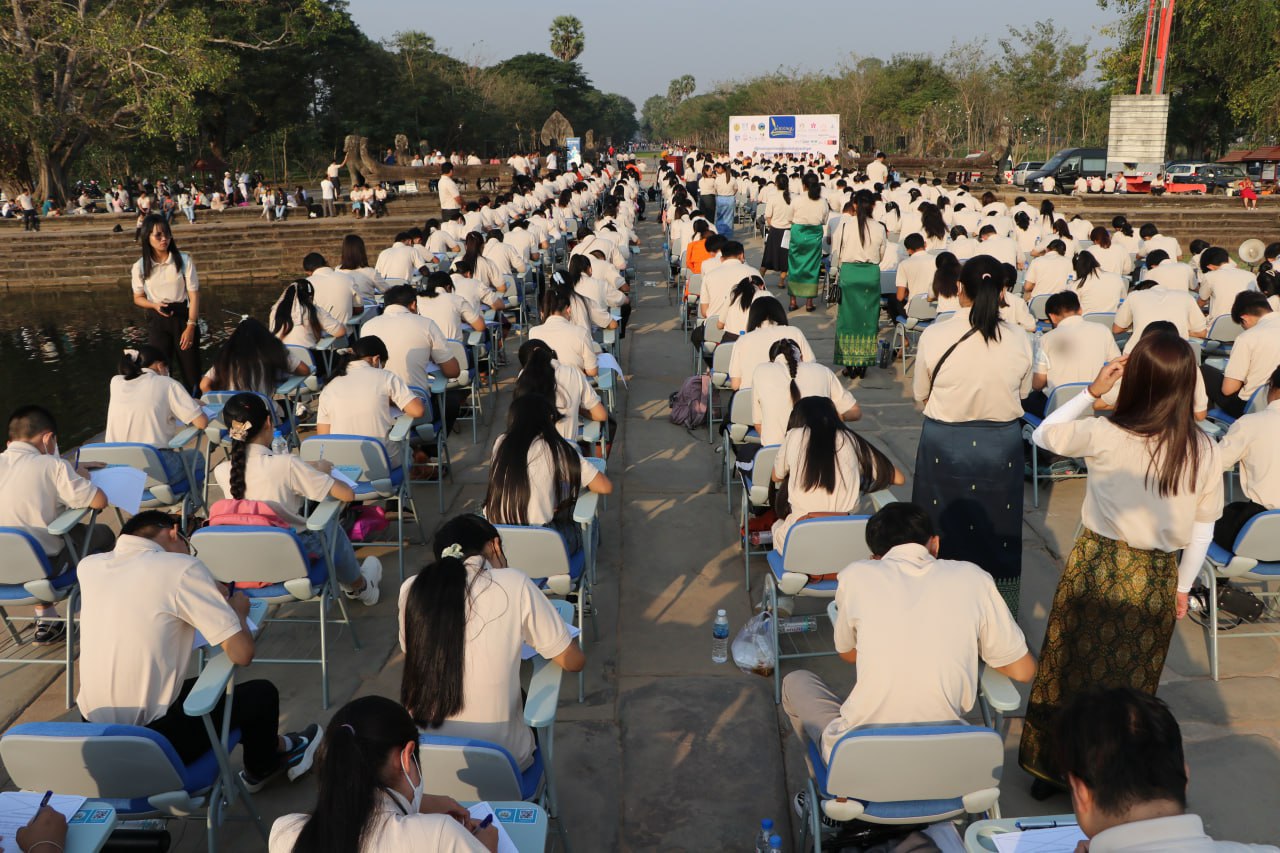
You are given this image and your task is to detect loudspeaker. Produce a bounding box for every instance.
[862,135,874,152]
[896,136,907,152]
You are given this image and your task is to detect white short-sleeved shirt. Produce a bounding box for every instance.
[701,259,759,317]
[269,294,346,348]
[728,324,816,389]
[771,428,870,550]
[894,251,936,301]
[978,236,1018,266]
[105,369,203,446]
[77,535,241,726]
[271,795,487,853]
[1024,253,1073,298]
[488,435,599,526]
[1039,415,1223,553]
[1084,243,1133,276]
[397,556,572,769]
[821,543,1028,761]
[532,360,601,442]
[339,266,387,301]
[530,315,598,375]
[913,310,1032,422]
[131,252,198,304]
[1223,312,1280,402]
[1145,261,1196,292]
[751,361,855,447]
[1115,289,1207,353]
[415,292,480,342]
[1219,401,1280,509]
[1142,234,1182,261]
[317,361,420,466]
[438,175,461,212]
[213,444,334,529]
[0,442,99,555]
[1075,272,1127,315]
[307,267,357,327]
[1200,267,1258,318]
[360,305,454,392]
[375,243,420,283]
[1033,315,1120,389]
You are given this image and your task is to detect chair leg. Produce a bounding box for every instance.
[319,593,330,711]
[806,777,822,853]
[768,579,782,704]
[1209,572,1220,681]
[65,588,78,709]
[396,498,406,583]
[1032,442,1040,508]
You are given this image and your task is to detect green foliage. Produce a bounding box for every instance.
[549,15,585,63]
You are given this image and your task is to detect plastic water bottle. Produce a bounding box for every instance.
[712,609,729,663]
[270,428,289,455]
[769,834,783,852]
[777,615,818,635]
[755,818,775,853]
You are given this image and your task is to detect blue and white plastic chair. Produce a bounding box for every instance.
[740,445,781,591]
[1198,509,1280,681]
[78,432,205,529]
[722,389,760,513]
[1020,382,1091,508]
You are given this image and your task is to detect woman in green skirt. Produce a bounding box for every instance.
[787,173,829,312]
[1018,330,1222,799]
[830,190,887,379]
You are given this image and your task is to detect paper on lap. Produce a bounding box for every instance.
[521,624,581,661]
[0,792,87,844]
[992,825,1087,853]
[90,465,146,515]
[467,801,519,853]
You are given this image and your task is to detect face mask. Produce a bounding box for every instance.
[401,752,424,814]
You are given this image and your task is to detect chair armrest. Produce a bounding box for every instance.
[979,665,1021,713]
[573,491,600,525]
[306,499,344,533]
[168,425,201,450]
[314,336,342,351]
[183,653,236,718]
[48,507,90,537]
[580,421,602,443]
[467,330,484,347]
[389,414,414,444]
[275,376,306,396]
[867,490,898,511]
[523,657,565,729]
[428,374,448,395]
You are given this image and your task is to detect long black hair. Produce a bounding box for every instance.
[786,397,894,494]
[746,296,789,332]
[540,280,574,319]
[769,338,802,405]
[138,214,184,279]
[960,255,1005,342]
[853,189,874,243]
[208,317,293,393]
[332,335,388,377]
[289,695,419,853]
[774,172,791,205]
[272,279,324,341]
[221,392,271,500]
[931,251,961,300]
[485,395,582,525]
[1073,250,1102,284]
[920,204,947,241]
[730,275,763,312]
[401,514,501,728]
[118,344,167,380]
[514,338,559,406]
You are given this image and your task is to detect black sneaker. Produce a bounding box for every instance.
[32,620,67,646]
[794,790,843,831]
[284,723,323,781]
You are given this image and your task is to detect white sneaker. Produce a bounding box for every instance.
[346,556,382,606]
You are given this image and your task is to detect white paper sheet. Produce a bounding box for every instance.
[596,353,628,387]
[781,229,792,249]
[0,791,86,845]
[467,801,518,853]
[521,624,581,661]
[330,466,361,488]
[992,824,1087,853]
[90,465,147,515]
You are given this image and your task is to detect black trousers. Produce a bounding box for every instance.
[1201,365,1248,419]
[143,678,281,779]
[147,302,201,392]
[22,209,38,231]
[1214,500,1268,550]
[618,303,631,338]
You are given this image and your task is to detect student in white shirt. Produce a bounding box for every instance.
[1052,687,1280,853]
[893,233,935,311]
[783,502,1033,767]
[1023,240,1073,299]
[269,279,347,348]
[728,298,816,390]
[530,283,600,377]
[437,162,462,221]
[416,271,485,342]
[1142,249,1196,292]
[131,215,202,390]
[303,252,357,328]
[1113,280,1207,353]
[360,285,461,392]
[375,233,422,283]
[201,317,312,398]
[713,276,774,340]
[752,339,859,447]
[316,337,426,468]
[270,695,497,853]
[337,235,387,302]
[423,218,462,256]
[212,392,381,605]
[564,255,617,335]
[1202,291,1280,418]
[929,252,963,314]
[1026,290,1120,415]
[1073,252,1127,316]
[1084,227,1135,277]
[485,395,612,554]
[1139,223,1181,261]
[106,345,209,481]
[1215,366,1280,550]
[1199,246,1258,318]
[514,339,607,447]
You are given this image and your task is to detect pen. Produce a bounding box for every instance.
[474,814,494,833]
[1015,819,1075,830]
[38,789,52,810]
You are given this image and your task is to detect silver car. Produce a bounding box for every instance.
[1013,161,1044,186]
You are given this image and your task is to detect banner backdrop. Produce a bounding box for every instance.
[728,114,840,159]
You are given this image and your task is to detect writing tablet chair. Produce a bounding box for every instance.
[78,436,205,531]
[706,341,735,443]
[1198,509,1280,681]
[721,389,760,513]
[890,296,937,374]
[740,444,781,592]
[1020,382,1090,508]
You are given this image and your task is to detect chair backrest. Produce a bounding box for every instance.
[711,341,735,374]
[823,725,1003,804]
[1206,314,1244,344]
[688,273,703,298]
[728,388,754,426]
[781,516,871,575]
[190,526,314,585]
[443,340,472,386]
[1,723,187,801]
[1083,312,1115,328]
[1232,509,1280,561]
[300,435,394,483]
[906,296,937,321]
[77,443,169,488]
[1245,384,1268,416]
[417,735,526,802]
[748,446,781,503]
[202,390,283,429]
[1044,382,1089,415]
[0,528,54,585]
[879,270,897,295]
[495,525,571,581]
[1028,294,1051,321]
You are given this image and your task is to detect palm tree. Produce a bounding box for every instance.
[667,75,696,105]
[549,16,585,63]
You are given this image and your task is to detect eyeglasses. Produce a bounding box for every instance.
[175,530,197,558]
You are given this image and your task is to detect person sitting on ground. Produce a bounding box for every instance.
[1114,280,1207,353]
[211,393,381,606]
[770,397,900,552]
[1142,248,1196,292]
[728,298,816,391]
[1026,290,1120,416]
[1202,291,1280,419]
[316,336,426,469]
[1055,687,1280,852]
[782,502,1034,813]
[753,339,860,447]
[77,510,322,793]
[106,344,209,480]
[359,285,461,393]
[0,405,112,644]
[514,339,607,449]
[398,515,585,773]
[269,695,497,853]
[270,278,346,349]
[1199,246,1259,318]
[485,394,612,555]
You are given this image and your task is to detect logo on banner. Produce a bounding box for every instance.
[769,116,796,138]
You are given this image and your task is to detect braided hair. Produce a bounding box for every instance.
[221,392,271,500]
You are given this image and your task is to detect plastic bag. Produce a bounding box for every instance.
[732,611,775,678]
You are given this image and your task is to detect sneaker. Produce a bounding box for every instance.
[793,791,842,831]
[345,557,382,606]
[284,723,324,782]
[32,620,67,646]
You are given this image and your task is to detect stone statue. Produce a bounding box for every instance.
[540,111,574,148]
[584,129,595,151]
[394,134,412,165]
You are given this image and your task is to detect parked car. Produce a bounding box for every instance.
[1026,148,1108,193]
[1164,161,1248,193]
[1012,162,1044,186]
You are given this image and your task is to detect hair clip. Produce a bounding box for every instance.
[980,272,992,280]
[228,419,252,442]
[340,723,356,735]
[441,543,465,560]
[122,348,140,360]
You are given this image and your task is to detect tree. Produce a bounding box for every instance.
[548,15,585,63]
[998,21,1090,161]
[667,75,696,106]
[0,0,336,199]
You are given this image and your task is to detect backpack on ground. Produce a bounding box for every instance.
[668,374,710,428]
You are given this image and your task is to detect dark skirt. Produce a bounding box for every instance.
[761,226,789,272]
[912,418,1024,615]
[1018,529,1177,785]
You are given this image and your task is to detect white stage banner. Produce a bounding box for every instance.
[728,114,840,159]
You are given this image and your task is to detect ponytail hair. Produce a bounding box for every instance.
[960,255,1005,342]
[515,338,559,404]
[853,189,874,243]
[804,173,822,201]
[118,344,167,380]
[272,278,323,341]
[289,695,419,853]
[746,295,789,332]
[332,335,388,378]
[775,173,791,205]
[221,392,271,500]
[931,251,961,300]
[785,397,894,495]
[769,338,802,405]
[401,514,500,728]
[541,280,574,318]
[731,275,763,312]
[1073,250,1102,283]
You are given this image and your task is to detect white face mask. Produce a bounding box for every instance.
[401,752,424,814]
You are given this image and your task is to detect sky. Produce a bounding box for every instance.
[344,0,1123,108]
